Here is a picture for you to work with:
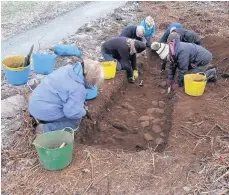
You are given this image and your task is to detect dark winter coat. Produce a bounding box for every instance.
[101,37,137,71]
[168,37,212,86]
[175,28,202,45]
[160,22,183,43]
[120,26,142,41]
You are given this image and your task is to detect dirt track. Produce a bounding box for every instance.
[1,1,229,195]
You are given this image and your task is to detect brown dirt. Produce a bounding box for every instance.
[2,2,229,195]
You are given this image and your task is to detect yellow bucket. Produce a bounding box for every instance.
[184,73,207,96]
[100,60,117,79]
[2,55,29,71]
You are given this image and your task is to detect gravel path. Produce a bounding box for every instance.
[1,1,88,40]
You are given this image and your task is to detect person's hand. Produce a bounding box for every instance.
[133,70,139,80]
[167,79,174,86]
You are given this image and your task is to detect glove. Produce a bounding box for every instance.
[167,79,174,86]
[172,83,179,90]
[133,70,139,80]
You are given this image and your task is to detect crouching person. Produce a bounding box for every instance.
[29,60,104,134]
[101,37,146,83]
[151,37,217,89]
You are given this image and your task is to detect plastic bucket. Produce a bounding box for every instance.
[86,85,98,100]
[2,55,30,85]
[184,73,207,96]
[33,128,74,171]
[32,54,56,75]
[100,60,117,79]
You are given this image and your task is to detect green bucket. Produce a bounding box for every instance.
[33,128,74,171]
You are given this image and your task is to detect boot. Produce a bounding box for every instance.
[205,68,217,82]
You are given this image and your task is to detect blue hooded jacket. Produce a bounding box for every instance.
[160,22,183,43]
[29,63,87,121]
[140,19,156,40]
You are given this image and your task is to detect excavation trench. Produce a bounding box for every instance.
[76,51,175,152]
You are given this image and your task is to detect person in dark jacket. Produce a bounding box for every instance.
[167,27,202,45]
[101,37,146,83]
[120,25,145,42]
[151,37,217,88]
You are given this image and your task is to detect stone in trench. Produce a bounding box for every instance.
[160,121,165,126]
[160,132,166,137]
[161,89,166,94]
[122,102,134,111]
[122,110,129,115]
[159,81,167,88]
[144,133,154,141]
[158,101,166,108]
[130,110,139,117]
[138,116,154,121]
[140,121,150,128]
[146,108,156,115]
[152,125,162,133]
[155,137,165,145]
[152,119,161,125]
[151,101,158,107]
[155,108,165,114]
[111,121,128,132]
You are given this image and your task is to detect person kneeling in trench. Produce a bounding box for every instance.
[101,37,146,83]
[150,36,217,89]
[29,59,104,134]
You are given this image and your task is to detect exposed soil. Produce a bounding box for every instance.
[1,1,229,195]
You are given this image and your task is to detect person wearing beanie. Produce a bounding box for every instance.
[167,27,202,45]
[120,25,145,42]
[29,60,104,134]
[140,16,156,45]
[151,37,217,88]
[101,37,146,83]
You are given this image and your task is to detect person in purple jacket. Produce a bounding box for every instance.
[151,37,217,89]
[101,37,146,83]
[29,60,104,134]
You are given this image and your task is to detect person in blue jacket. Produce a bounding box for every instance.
[29,60,104,134]
[119,25,145,42]
[101,37,146,83]
[140,16,156,45]
[151,37,217,89]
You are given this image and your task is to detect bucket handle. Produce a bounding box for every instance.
[197,72,207,81]
[63,127,74,138]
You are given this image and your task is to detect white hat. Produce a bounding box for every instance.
[151,42,169,60]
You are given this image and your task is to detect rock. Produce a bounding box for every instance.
[82,168,90,173]
[161,90,166,94]
[152,119,161,125]
[158,101,166,108]
[160,121,165,126]
[140,121,150,128]
[160,132,166,137]
[111,121,128,132]
[152,125,162,133]
[183,187,191,192]
[159,81,167,88]
[151,101,158,107]
[138,116,154,121]
[122,103,134,111]
[155,138,165,145]
[129,110,139,117]
[1,95,26,118]
[146,108,156,115]
[144,133,153,141]
[122,110,129,115]
[155,108,165,114]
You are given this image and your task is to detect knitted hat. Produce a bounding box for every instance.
[151,42,169,60]
[134,40,146,53]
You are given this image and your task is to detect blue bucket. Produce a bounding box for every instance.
[32,54,56,75]
[2,55,31,85]
[86,85,98,100]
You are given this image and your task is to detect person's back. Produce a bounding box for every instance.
[160,22,183,43]
[120,26,141,41]
[175,28,202,45]
[29,64,86,121]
